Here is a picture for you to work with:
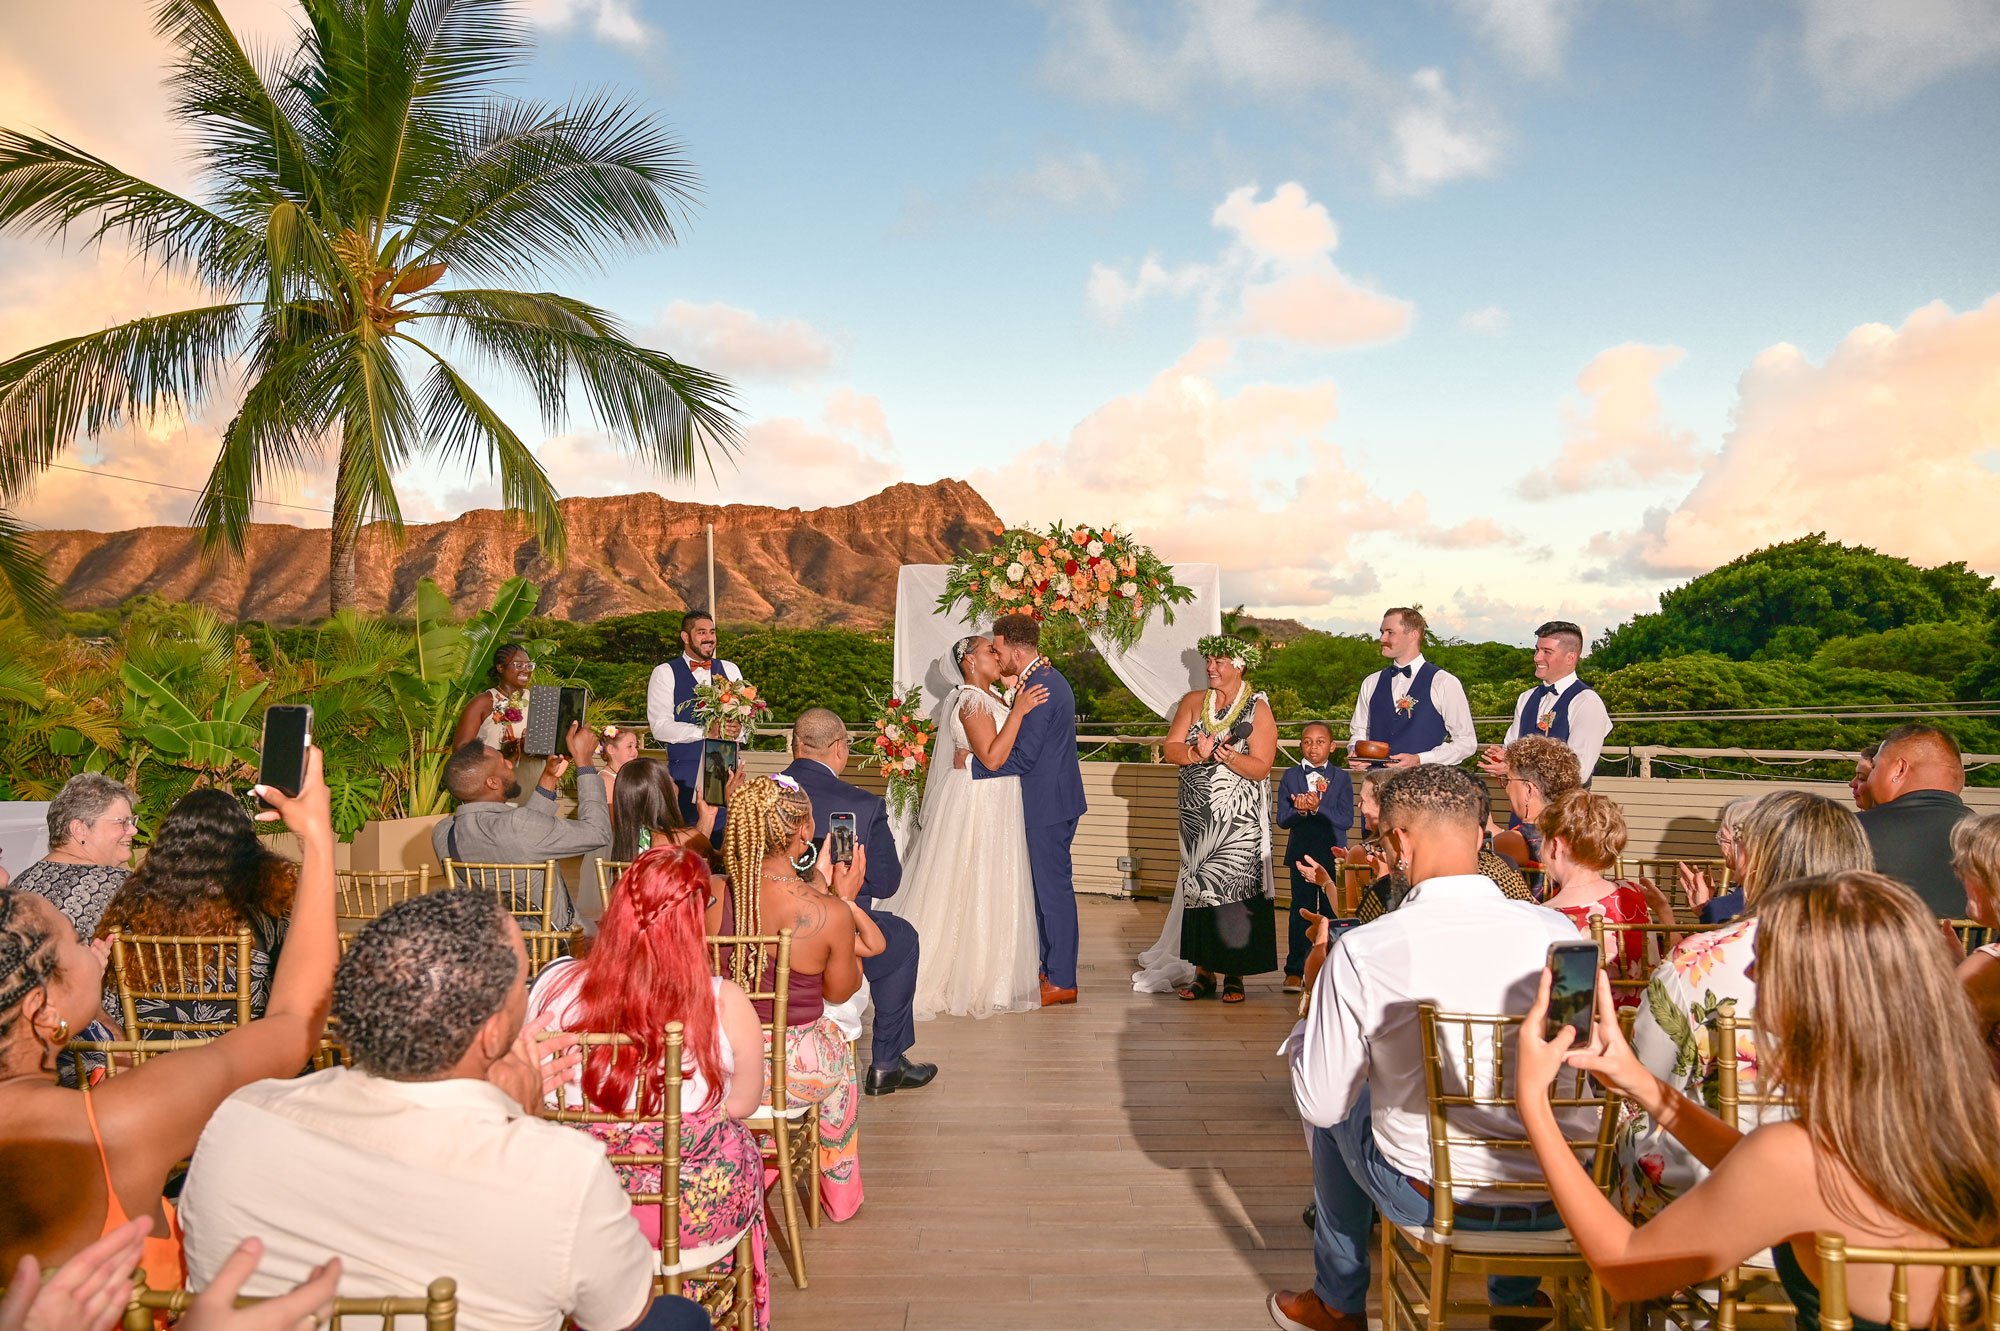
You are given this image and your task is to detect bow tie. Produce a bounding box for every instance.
[1300,763,1325,773]
[1392,664,1413,679]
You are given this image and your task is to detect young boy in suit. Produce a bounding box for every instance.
[1275,722,1353,994]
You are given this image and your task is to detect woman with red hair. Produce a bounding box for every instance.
[527,844,769,1327]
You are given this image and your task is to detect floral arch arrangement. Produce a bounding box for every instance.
[937,521,1195,653]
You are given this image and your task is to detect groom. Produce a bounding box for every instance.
[974,612,1086,1005]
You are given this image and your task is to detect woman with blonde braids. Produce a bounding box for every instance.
[721,775,882,1222]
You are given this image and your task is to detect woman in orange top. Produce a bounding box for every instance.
[0,748,338,1289]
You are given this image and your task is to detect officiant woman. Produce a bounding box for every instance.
[1165,636,1279,1004]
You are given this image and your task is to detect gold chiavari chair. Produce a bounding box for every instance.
[596,858,633,903]
[1947,919,1996,955]
[442,859,562,931]
[1815,1233,2000,1331]
[521,926,585,981]
[1616,856,1731,923]
[1588,919,1730,1002]
[542,1024,756,1331]
[1381,1005,1621,1331]
[708,929,815,1290]
[335,866,433,920]
[1714,1009,1798,1330]
[63,1035,214,1086]
[108,929,255,1037]
[121,1275,458,1330]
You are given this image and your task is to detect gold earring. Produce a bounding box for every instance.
[53,1018,70,1045]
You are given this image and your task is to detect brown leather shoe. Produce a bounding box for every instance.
[1267,1288,1364,1331]
[1040,978,1078,1006]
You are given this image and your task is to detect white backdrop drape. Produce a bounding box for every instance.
[889,563,1226,994]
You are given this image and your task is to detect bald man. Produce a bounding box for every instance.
[1857,723,1972,916]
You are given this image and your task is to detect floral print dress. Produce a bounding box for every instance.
[1611,917,1786,1221]
[1552,881,1652,1008]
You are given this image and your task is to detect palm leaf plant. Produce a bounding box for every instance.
[0,0,735,612]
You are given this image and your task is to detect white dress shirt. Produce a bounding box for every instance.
[181,1067,657,1331]
[1285,874,1584,1196]
[1347,655,1478,764]
[1501,671,1613,775]
[646,655,743,745]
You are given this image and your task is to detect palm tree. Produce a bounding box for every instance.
[0,0,735,612]
[0,507,57,625]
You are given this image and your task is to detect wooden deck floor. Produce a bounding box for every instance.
[768,897,1316,1331]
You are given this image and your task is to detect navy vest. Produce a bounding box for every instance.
[1368,661,1447,757]
[1514,681,1595,744]
[664,656,704,786]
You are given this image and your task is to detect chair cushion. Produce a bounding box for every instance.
[659,1223,753,1276]
[744,1104,813,1123]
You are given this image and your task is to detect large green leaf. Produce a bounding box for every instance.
[413,577,465,688]
[454,575,540,694]
[119,660,205,727]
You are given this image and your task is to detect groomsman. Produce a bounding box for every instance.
[1477,619,1612,783]
[1347,607,1477,768]
[1276,722,1352,995]
[645,609,743,823]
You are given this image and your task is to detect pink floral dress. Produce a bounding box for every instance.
[1553,881,1652,1008]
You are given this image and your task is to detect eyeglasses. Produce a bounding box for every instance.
[98,816,139,831]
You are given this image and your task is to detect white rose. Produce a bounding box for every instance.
[1120,580,1138,596]
[885,724,902,741]
[1087,540,1104,557]
[1006,562,1024,582]
[1056,576,1071,595]
[901,755,918,771]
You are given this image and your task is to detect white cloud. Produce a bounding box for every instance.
[1449,0,1590,78]
[514,0,653,48]
[1794,0,2000,107]
[1412,517,1522,550]
[1460,305,1510,335]
[1519,344,1702,498]
[1593,294,2000,577]
[1000,149,1126,211]
[1037,0,1505,196]
[1089,184,1415,349]
[648,301,838,381]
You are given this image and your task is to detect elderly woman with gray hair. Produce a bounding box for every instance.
[9,773,139,939]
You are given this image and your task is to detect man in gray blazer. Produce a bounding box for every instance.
[430,721,609,930]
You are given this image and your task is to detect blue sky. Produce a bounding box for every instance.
[3,0,1999,641]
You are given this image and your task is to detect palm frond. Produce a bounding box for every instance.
[0,507,59,626]
[193,326,350,556]
[406,340,565,558]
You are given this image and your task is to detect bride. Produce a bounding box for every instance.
[892,634,1048,1020]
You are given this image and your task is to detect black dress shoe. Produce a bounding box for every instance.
[863,1057,938,1096]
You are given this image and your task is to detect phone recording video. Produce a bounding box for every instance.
[258,704,313,800]
[1545,939,1601,1042]
[830,811,857,865]
[700,739,737,807]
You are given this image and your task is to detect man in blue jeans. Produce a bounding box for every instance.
[1270,765,1585,1331]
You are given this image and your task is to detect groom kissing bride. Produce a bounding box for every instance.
[888,612,1086,1015]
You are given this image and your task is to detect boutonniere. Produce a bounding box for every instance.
[1536,708,1556,733]
[1394,694,1416,716]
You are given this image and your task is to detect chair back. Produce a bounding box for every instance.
[1588,919,1729,1000]
[597,858,633,901]
[442,859,560,929]
[543,1024,701,1271]
[1415,1004,1620,1235]
[63,1036,215,1086]
[335,867,432,919]
[122,1276,458,1330]
[1815,1233,2000,1331]
[708,930,794,1114]
[108,929,256,1036]
[522,926,584,981]
[1948,920,1996,955]
[1616,856,1730,921]
[1714,1008,1793,1133]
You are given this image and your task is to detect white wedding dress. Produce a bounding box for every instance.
[891,685,1041,1020]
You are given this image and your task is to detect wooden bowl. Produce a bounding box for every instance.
[1352,739,1390,761]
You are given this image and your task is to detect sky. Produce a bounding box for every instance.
[3,0,1999,643]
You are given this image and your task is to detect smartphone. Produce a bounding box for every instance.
[258,704,313,799]
[700,738,737,806]
[523,684,590,757]
[830,812,857,865]
[1328,916,1362,939]
[1545,939,1601,1042]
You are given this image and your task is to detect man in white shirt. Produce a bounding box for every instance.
[1347,607,1476,768]
[1478,620,1612,783]
[1268,765,1582,1331]
[645,610,743,823]
[180,891,708,1331]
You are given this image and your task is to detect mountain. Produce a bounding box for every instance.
[30,480,1001,626]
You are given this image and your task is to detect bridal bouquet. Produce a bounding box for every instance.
[937,520,1194,652]
[691,676,770,738]
[865,692,937,818]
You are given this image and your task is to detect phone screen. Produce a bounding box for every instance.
[259,705,313,799]
[554,686,588,747]
[830,812,857,865]
[1545,940,1600,1042]
[700,739,737,806]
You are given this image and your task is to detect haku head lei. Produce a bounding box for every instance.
[1197,634,1263,672]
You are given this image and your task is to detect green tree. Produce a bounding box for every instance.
[1592,535,1998,669]
[1811,621,1989,683]
[0,0,734,612]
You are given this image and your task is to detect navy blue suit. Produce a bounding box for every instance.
[973,661,1086,990]
[779,758,920,1071]
[1275,763,1353,976]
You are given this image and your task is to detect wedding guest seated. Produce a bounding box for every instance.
[431,719,610,931]
[180,888,708,1331]
[781,709,933,1094]
[608,757,734,932]
[1611,790,1870,1221]
[1849,742,1880,811]
[1277,723,1352,996]
[1269,765,1585,1331]
[598,725,643,812]
[1518,871,2000,1329]
[1682,794,1759,923]
[1300,768,1535,922]
[1535,790,1664,1003]
[1492,735,1581,868]
[1859,724,1974,916]
[1951,813,2000,1072]
[720,774,884,1220]
[528,845,771,1328]
[95,789,298,1029]
[0,749,336,1289]
[9,773,137,940]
